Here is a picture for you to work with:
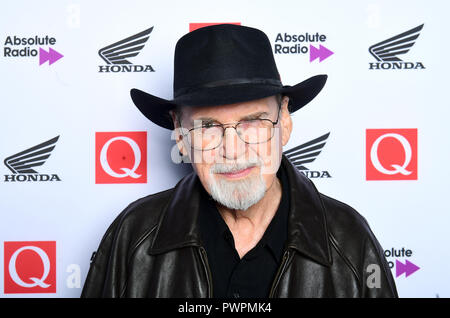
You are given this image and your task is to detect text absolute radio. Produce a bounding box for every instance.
[98,27,155,73]
[3,136,61,182]
[3,35,63,65]
[273,32,333,62]
[383,247,420,278]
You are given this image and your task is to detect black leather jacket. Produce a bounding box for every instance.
[81,156,398,298]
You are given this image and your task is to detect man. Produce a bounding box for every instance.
[81,24,397,297]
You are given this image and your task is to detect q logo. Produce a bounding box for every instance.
[4,241,56,293]
[95,132,147,184]
[366,129,417,180]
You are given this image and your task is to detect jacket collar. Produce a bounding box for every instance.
[148,155,332,267]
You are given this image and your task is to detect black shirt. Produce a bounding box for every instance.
[198,168,290,298]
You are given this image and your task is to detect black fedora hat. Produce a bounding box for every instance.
[130,24,327,130]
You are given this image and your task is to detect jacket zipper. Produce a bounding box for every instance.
[269,249,291,298]
[199,246,213,298]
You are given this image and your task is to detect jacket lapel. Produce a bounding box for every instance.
[281,155,332,267]
[148,172,204,254]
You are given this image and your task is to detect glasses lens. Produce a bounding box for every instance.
[189,126,223,150]
[237,120,274,144]
[186,118,276,151]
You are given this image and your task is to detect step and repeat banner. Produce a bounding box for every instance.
[1,0,449,297]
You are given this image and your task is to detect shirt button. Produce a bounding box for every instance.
[233,292,240,298]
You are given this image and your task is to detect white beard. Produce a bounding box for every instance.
[208,161,266,211]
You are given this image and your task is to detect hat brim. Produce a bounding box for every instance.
[130,74,327,130]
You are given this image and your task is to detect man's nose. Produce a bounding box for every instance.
[220,126,246,160]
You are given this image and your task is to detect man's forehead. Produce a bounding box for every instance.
[179,96,279,121]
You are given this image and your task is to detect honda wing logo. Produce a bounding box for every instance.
[368,24,425,70]
[4,136,59,174]
[99,27,153,64]
[98,27,155,72]
[3,136,61,182]
[369,24,423,61]
[283,132,331,178]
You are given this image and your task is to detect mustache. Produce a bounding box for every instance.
[210,158,262,174]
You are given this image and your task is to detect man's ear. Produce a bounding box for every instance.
[280,96,293,146]
[170,110,188,157]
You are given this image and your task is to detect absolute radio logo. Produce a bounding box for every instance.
[95,132,147,184]
[4,241,56,294]
[98,27,155,73]
[366,129,418,180]
[3,136,61,182]
[368,24,425,70]
[384,247,420,279]
[273,31,333,63]
[284,132,332,178]
[3,35,63,65]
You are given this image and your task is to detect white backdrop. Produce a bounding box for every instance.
[1,0,449,297]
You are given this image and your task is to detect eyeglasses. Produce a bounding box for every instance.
[179,108,281,151]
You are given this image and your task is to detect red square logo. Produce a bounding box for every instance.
[4,241,56,294]
[189,22,241,32]
[95,131,147,184]
[366,129,418,180]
